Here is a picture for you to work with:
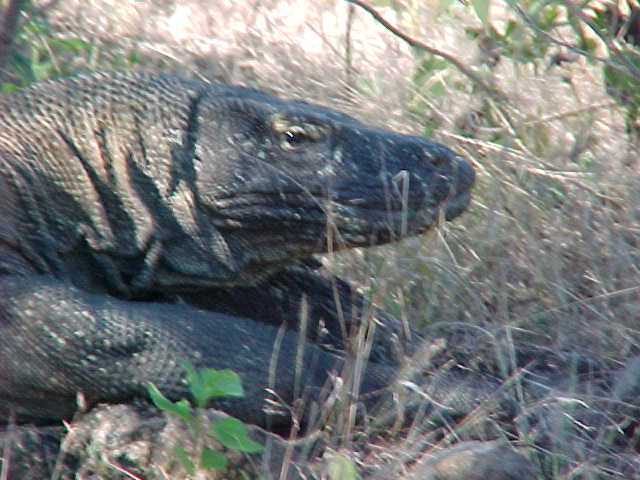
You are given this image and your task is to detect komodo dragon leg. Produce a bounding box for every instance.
[180,259,418,365]
[0,274,395,428]
[178,265,513,423]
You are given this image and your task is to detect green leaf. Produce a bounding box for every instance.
[0,83,19,94]
[541,8,559,30]
[416,262,432,277]
[23,17,48,36]
[48,38,91,52]
[181,360,244,408]
[173,444,195,476]
[210,417,264,453]
[200,447,227,471]
[420,118,439,138]
[10,53,36,84]
[429,80,446,97]
[471,0,490,30]
[436,0,456,17]
[147,382,192,421]
[504,19,518,37]
[31,61,53,82]
[127,50,139,66]
[413,55,448,86]
[328,453,360,480]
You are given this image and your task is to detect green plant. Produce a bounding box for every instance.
[11,15,91,83]
[327,452,360,480]
[1,11,92,92]
[147,360,264,477]
[601,40,640,141]
[0,0,140,92]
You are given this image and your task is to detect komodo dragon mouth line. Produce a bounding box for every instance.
[206,151,474,247]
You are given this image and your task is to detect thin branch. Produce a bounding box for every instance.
[514,1,640,80]
[345,0,506,100]
[345,2,355,91]
[441,131,625,207]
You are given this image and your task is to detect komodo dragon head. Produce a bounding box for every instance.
[0,72,474,294]
[192,85,475,283]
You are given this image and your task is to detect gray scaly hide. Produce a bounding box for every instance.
[0,71,474,429]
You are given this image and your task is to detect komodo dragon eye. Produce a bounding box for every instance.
[281,126,313,151]
[271,115,327,152]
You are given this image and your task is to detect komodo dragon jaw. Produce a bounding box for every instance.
[194,93,474,255]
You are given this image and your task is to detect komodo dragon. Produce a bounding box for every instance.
[0,71,475,429]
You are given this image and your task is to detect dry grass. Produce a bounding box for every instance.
[6,0,640,478]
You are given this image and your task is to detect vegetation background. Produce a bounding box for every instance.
[1,0,639,478]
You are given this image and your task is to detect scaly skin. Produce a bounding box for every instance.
[0,72,474,428]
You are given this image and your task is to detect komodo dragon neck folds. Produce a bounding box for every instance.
[0,71,474,428]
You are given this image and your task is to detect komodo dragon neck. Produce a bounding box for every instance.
[0,73,267,296]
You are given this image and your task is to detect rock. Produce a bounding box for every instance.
[406,440,535,480]
[613,354,640,405]
[0,423,63,480]
[1,404,321,480]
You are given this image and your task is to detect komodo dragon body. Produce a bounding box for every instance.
[0,72,474,428]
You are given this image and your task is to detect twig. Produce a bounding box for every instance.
[521,101,617,126]
[0,411,16,480]
[104,459,146,480]
[513,1,640,80]
[562,0,640,80]
[441,131,626,206]
[345,2,356,91]
[345,0,506,100]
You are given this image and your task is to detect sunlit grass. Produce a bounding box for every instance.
[4,0,638,477]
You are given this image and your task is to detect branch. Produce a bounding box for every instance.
[345,0,506,100]
[514,1,640,81]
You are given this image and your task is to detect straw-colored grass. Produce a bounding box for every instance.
[2,0,639,478]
